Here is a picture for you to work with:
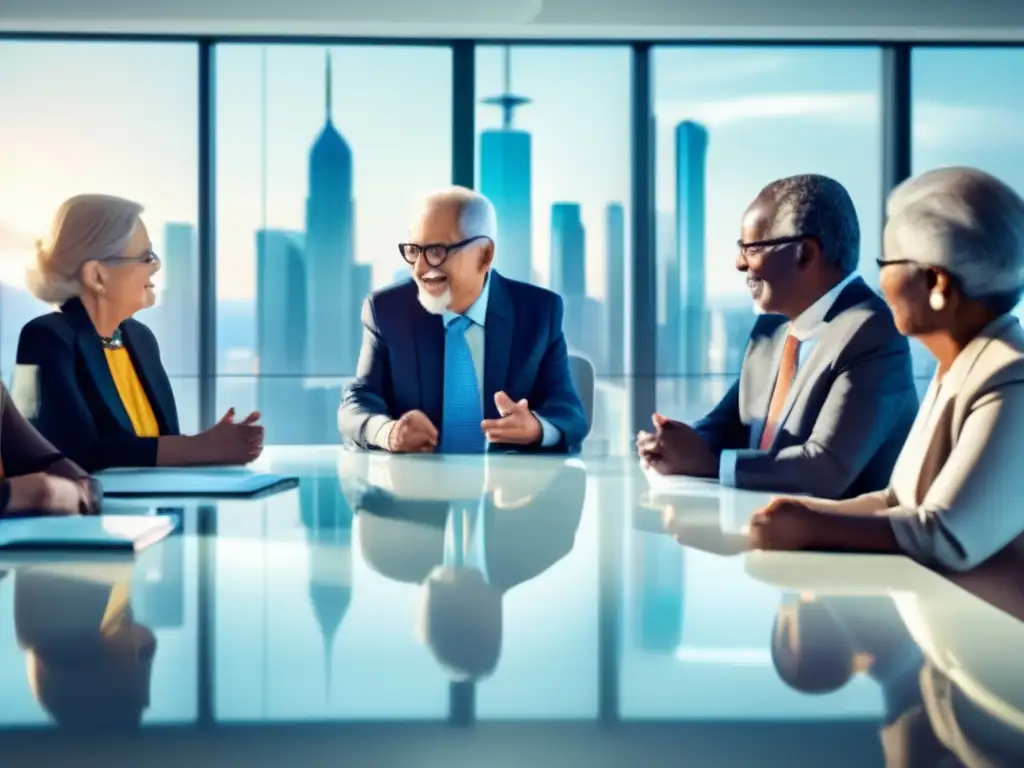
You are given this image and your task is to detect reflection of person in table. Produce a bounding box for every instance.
[749,168,1024,573]
[771,593,952,766]
[354,462,586,680]
[13,566,156,729]
[636,174,916,499]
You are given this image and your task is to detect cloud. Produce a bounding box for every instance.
[657,91,879,129]
[656,53,797,90]
[913,100,1020,148]
[657,92,1023,151]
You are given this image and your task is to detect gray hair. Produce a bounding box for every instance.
[418,186,498,245]
[885,167,1024,305]
[26,194,144,304]
[763,174,860,276]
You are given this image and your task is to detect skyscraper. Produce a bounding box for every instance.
[670,121,710,400]
[305,51,356,378]
[159,222,197,376]
[480,46,533,284]
[549,202,604,370]
[549,202,585,297]
[605,203,626,377]
[255,228,307,443]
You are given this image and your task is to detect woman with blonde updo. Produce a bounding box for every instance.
[16,194,263,472]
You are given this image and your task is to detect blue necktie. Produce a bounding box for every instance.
[440,315,485,454]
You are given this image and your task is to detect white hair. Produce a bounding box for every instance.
[417,186,498,245]
[26,194,144,305]
[885,167,1024,303]
[413,186,497,315]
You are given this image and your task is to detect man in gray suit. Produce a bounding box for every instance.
[638,174,917,499]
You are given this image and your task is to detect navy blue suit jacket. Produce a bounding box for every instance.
[338,271,589,453]
[15,298,180,472]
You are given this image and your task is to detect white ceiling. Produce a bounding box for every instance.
[1,0,1023,40]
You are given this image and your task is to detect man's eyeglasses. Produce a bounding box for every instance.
[737,234,818,256]
[398,236,490,268]
[99,248,161,266]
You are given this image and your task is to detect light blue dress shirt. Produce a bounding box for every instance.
[719,272,859,486]
[441,273,561,448]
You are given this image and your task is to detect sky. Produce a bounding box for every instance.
[0,41,1022,313]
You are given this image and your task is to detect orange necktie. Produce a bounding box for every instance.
[759,334,800,450]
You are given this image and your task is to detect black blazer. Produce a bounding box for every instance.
[14,298,180,472]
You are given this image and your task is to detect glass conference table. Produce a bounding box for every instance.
[0,446,1021,767]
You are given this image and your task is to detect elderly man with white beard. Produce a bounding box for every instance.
[338,186,588,455]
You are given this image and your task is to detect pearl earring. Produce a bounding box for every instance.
[929,291,945,312]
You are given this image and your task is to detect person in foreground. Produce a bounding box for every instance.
[637,174,917,498]
[0,381,100,518]
[750,167,1024,572]
[338,186,589,454]
[15,194,263,472]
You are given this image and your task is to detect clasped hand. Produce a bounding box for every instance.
[388,391,542,453]
[747,497,819,550]
[635,413,718,477]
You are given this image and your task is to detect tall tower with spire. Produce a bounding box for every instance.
[479,46,533,285]
[304,51,357,377]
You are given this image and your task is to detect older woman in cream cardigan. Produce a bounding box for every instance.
[750,167,1024,573]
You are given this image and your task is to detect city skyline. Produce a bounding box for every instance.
[1,44,1020,306]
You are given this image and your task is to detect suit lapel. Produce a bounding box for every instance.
[483,272,514,421]
[121,323,177,433]
[57,298,134,434]
[749,323,790,450]
[764,279,871,449]
[414,311,445,428]
[913,402,954,506]
[73,327,135,435]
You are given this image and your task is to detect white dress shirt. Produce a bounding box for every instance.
[720,272,860,485]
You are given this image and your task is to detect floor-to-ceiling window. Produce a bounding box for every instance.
[0,40,201,434]
[473,45,633,456]
[911,47,1024,332]
[213,43,453,445]
[650,46,885,423]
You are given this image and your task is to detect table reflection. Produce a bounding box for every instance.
[340,452,598,719]
[747,550,1024,765]
[621,489,883,721]
[0,506,197,728]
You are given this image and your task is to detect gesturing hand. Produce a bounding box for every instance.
[388,410,438,453]
[481,391,542,445]
[218,407,261,426]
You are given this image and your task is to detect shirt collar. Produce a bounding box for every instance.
[443,271,491,329]
[789,272,859,340]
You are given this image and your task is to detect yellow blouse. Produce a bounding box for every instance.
[104,348,160,438]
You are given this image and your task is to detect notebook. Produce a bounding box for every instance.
[0,514,176,556]
[95,468,298,498]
